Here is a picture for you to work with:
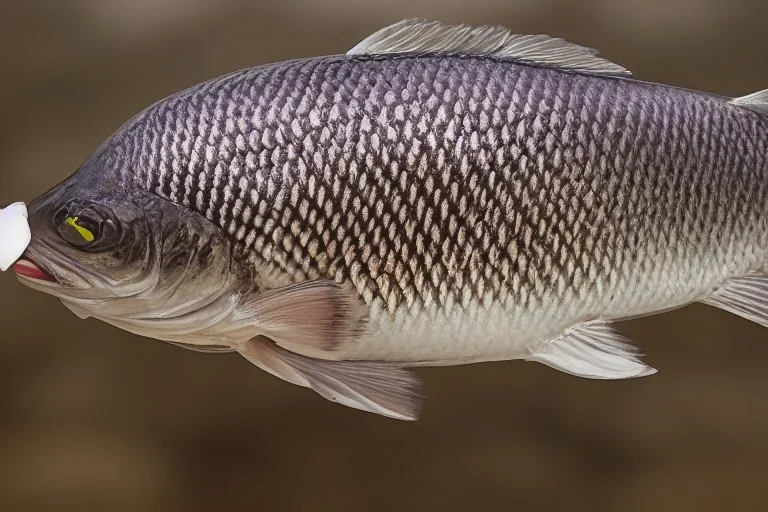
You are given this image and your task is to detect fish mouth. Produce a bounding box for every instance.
[13,258,58,283]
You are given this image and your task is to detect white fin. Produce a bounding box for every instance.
[700,275,768,327]
[237,280,367,356]
[527,321,657,379]
[730,90,768,114]
[348,19,631,77]
[237,337,423,421]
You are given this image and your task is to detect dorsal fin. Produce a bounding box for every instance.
[730,89,768,114]
[347,19,631,77]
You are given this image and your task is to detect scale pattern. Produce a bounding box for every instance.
[109,54,768,331]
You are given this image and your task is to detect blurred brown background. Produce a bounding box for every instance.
[2,1,768,511]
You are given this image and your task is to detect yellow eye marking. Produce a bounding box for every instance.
[66,216,95,242]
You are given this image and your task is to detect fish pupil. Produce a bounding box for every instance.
[54,205,104,247]
[74,215,100,240]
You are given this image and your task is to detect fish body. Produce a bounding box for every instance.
[110,52,768,363]
[13,20,768,419]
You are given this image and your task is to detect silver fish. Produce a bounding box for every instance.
[13,19,768,420]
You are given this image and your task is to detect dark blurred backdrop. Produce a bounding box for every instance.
[2,1,768,511]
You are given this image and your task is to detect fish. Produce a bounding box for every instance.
[11,19,768,420]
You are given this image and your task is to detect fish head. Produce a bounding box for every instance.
[13,163,248,329]
[17,179,153,294]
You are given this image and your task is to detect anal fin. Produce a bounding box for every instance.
[700,275,768,327]
[236,337,424,421]
[527,320,657,379]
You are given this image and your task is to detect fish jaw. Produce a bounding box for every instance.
[13,258,57,283]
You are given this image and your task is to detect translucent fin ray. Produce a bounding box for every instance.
[348,19,631,77]
[237,337,424,421]
[527,320,657,379]
[730,90,768,114]
[236,279,368,357]
[700,275,768,327]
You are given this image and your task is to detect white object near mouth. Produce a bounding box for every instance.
[0,202,31,271]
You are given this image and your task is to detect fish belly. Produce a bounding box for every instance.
[334,255,747,364]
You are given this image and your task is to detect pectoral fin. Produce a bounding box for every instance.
[236,280,368,358]
[236,337,424,421]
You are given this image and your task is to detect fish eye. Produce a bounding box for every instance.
[54,202,120,251]
[61,215,99,246]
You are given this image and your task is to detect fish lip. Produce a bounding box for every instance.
[13,257,59,284]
